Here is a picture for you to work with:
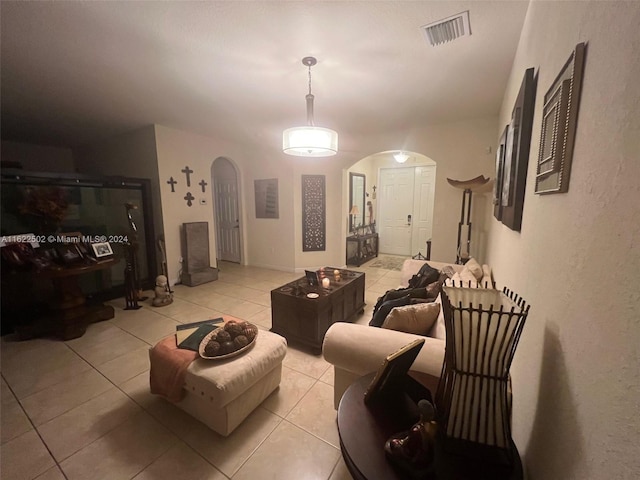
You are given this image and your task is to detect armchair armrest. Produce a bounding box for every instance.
[322,323,445,407]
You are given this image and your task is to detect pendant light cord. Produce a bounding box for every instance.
[306,62,315,126]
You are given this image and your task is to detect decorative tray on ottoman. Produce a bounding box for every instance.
[198,321,258,360]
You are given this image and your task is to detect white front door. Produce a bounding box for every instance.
[214,174,241,263]
[379,168,414,255]
[378,165,436,257]
[411,166,436,255]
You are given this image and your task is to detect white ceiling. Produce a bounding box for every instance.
[0,1,529,156]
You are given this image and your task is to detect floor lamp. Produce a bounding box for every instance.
[447,176,491,264]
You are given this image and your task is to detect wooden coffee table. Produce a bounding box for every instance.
[338,373,523,480]
[270,268,365,353]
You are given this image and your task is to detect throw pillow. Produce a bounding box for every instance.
[428,293,447,340]
[459,267,478,286]
[369,295,413,327]
[465,257,483,281]
[425,281,441,299]
[382,302,441,335]
[445,272,462,286]
[440,266,456,279]
[481,264,493,288]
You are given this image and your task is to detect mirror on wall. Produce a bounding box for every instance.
[349,172,366,233]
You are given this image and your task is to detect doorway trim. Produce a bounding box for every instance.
[211,156,243,265]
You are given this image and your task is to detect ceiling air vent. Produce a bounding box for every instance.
[421,10,471,47]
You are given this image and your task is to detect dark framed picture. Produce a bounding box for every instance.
[305,269,319,286]
[0,242,34,267]
[91,242,113,258]
[254,178,279,219]
[56,244,83,264]
[501,122,516,208]
[364,339,425,405]
[535,42,586,194]
[29,254,53,270]
[493,125,509,220]
[501,68,537,232]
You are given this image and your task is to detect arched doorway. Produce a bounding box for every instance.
[347,151,436,258]
[212,157,241,263]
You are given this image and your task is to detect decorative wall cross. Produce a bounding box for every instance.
[199,179,208,193]
[184,192,194,207]
[181,166,194,187]
[167,176,177,192]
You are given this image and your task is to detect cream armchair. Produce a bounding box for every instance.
[323,322,445,408]
[322,258,493,408]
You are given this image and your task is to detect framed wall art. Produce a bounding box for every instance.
[301,175,326,252]
[535,42,586,194]
[254,178,279,219]
[493,125,509,220]
[501,67,537,232]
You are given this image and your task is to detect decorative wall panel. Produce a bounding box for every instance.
[254,178,279,218]
[301,175,326,251]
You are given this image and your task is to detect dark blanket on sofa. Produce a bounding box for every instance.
[369,262,452,328]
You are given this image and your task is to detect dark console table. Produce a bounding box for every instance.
[338,372,523,480]
[346,233,379,266]
[270,268,365,354]
[15,259,117,340]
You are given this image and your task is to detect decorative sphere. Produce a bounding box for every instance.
[234,335,249,349]
[220,341,235,355]
[215,330,231,343]
[204,340,221,357]
[242,325,257,341]
[225,322,243,338]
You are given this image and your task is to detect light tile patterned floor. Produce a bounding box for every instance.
[0,256,405,479]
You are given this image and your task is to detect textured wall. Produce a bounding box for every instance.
[485,1,640,478]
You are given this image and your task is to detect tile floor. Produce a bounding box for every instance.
[0,257,404,480]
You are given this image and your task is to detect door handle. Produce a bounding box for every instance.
[407,214,412,226]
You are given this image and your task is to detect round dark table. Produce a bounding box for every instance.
[337,373,523,480]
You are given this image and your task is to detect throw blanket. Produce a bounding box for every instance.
[149,335,198,403]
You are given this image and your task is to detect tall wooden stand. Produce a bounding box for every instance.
[456,189,473,264]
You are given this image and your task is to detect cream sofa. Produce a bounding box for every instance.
[322,258,492,408]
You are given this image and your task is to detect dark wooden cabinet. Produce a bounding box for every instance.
[346,233,378,267]
[270,268,365,354]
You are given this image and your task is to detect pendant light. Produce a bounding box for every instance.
[283,57,338,157]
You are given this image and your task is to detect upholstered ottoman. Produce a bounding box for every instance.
[151,329,287,436]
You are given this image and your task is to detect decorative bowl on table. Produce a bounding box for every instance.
[198,320,258,360]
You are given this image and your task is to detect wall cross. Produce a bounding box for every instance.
[181,166,194,187]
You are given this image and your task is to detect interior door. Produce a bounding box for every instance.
[379,168,414,255]
[411,166,436,255]
[214,176,241,263]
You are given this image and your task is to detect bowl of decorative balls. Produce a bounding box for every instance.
[198,320,259,360]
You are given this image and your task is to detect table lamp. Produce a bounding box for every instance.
[349,205,360,236]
